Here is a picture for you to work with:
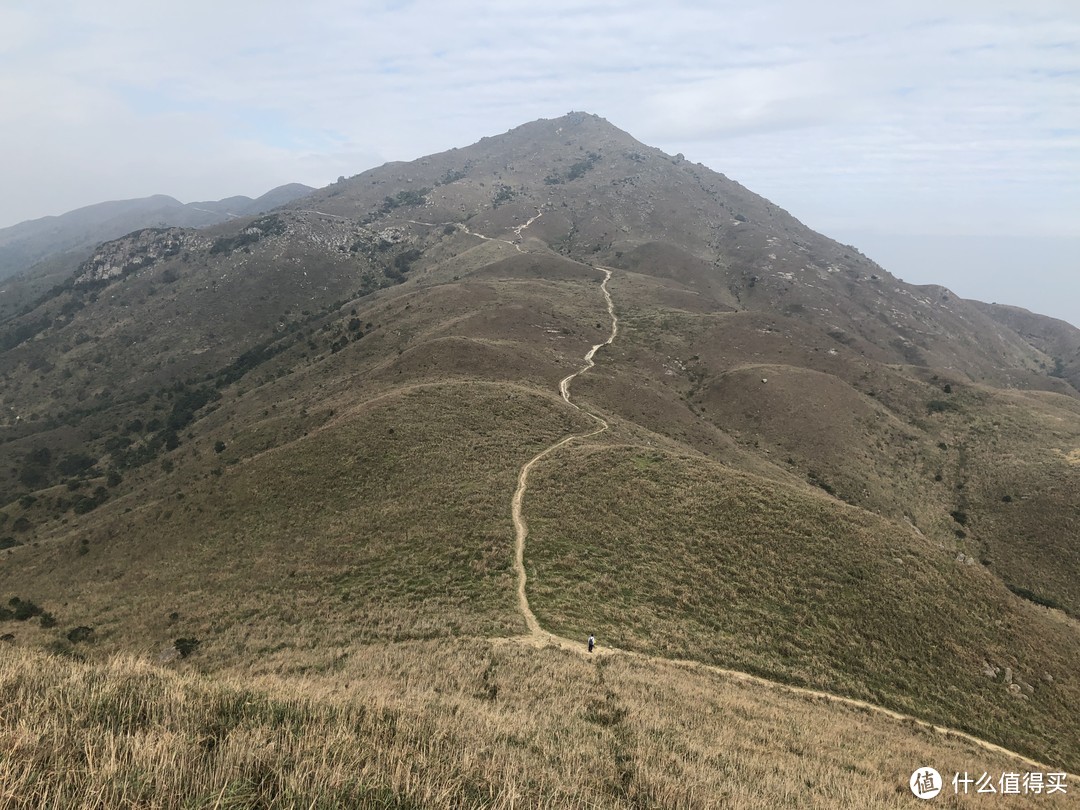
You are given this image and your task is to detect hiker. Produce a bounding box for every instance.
[588,634,595,653]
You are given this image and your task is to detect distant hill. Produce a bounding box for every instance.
[0,183,314,281]
[970,300,1080,390]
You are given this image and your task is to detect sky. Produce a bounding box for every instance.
[3,0,1079,323]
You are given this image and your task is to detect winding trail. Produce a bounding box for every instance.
[296,209,350,220]
[394,210,1074,776]
[407,208,543,255]
[505,263,1078,778]
[512,267,616,635]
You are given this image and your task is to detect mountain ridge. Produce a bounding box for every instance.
[1,112,1079,775]
[0,182,316,282]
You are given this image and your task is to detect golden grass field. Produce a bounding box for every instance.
[523,442,1080,772]
[3,640,1074,809]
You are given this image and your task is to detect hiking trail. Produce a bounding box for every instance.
[407,207,543,254]
[512,266,616,636]
[399,211,1074,777]
[504,257,1077,778]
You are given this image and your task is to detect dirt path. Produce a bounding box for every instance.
[495,632,1074,774]
[512,209,544,243]
[511,267,616,634]
[505,264,1078,778]
[309,206,1076,776]
[296,209,350,220]
[558,268,617,405]
[408,208,543,255]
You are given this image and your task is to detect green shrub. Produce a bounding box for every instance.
[215,341,287,387]
[492,184,515,207]
[174,637,201,658]
[57,452,96,477]
[566,152,601,181]
[209,231,259,255]
[10,598,44,621]
[1006,583,1065,612]
[209,215,286,255]
[436,168,467,185]
[73,488,109,515]
[66,626,94,643]
[380,188,430,213]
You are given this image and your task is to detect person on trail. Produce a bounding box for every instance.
[588,635,595,653]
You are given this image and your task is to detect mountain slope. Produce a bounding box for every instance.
[971,300,1080,390]
[0,183,315,282]
[1,112,1078,775]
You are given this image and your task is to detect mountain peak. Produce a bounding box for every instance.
[483,110,652,154]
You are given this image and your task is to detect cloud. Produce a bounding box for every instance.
[1,0,1079,251]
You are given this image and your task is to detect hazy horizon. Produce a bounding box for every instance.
[3,0,1077,322]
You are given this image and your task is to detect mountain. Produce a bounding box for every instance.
[971,300,1080,389]
[1,112,1079,801]
[0,183,315,282]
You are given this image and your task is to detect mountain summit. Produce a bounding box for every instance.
[1,112,1079,777]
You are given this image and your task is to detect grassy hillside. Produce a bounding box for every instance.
[524,445,1080,771]
[2,642,1070,809]
[0,383,594,663]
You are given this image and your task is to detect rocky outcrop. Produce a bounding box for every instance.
[75,227,191,286]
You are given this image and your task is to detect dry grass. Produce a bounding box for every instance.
[524,444,1080,771]
[2,640,1071,809]
[944,387,1080,616]
[0,383,595,665]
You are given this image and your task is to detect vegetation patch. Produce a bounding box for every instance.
[209,215,287,255]
[380,188,431,214]
[491,184,516,208]
[545,151,601,184]
[1006,583,1067,613]
[0,597,46,622]
[927,399,959,413]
